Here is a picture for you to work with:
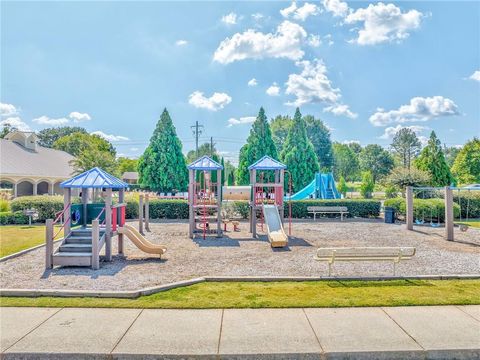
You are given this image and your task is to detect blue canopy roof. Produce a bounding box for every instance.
[60,167,129,189]
[248,155,286,170]
[188,155,223,170]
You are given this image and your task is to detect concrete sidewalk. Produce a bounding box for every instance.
[1,305,479,359]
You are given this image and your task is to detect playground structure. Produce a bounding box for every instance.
[248,155,290,247]
[405,185,478,241]
[286,172,340,200]
[45,168,166,269]
[188,156,223,239]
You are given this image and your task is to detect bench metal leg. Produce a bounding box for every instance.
[328,262,332,276]
[393,261,397,276]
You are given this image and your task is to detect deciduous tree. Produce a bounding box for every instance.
[451,138,480,183]
[359,144,394,182]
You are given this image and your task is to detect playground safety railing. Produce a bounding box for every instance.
[52,203,71,240]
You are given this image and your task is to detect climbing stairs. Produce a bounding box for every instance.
[52,227,105,267]
[325,188,335,199]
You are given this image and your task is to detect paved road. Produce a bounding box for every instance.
[1,305,479,359]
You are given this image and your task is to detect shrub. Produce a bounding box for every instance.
[0,199,10,212]
[386,167,431,189]
[285,199,381,218]
[454,192,480,219]
[384,184,399,199]
[149,200,189,219]
[360,171,374,199]
[384,198,460,222]
[0,211,29,225]
[10,196,65,222]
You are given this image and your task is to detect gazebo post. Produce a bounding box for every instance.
[118,188,125,255]
[81,188,89,227]
[63,187,71,236]
[105,188,113,261]
[251,169,257,238]
[279,169,285,223]
[139,194,144,235]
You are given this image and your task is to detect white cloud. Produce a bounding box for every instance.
[369,96,460,126]
[69,111,91,122]
[188,91,232,111]
[0,103,18,117]
[378,124,428,139]
[248,78,258,86]
[213,20,307,64]
[175,40,188,46]
[342,140,360,145]
[91,131,129,142]
[469,70,480,82]
[281,2,320,21]
[322,0,349,17]
[32,115,69,126]
[0,117,31,131]
[221,12,239,25]
[266,83,281,96]
[285,59,340,106]
[227,116,256,127]
[345,3,423,45]
[324,104,358,119]
[130,147,139,151]
[307,34,321,47]
[251,13,264,21]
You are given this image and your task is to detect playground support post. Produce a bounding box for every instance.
[216,169,222,237]
[105,188,112,261]
[145,194,150,232]
[118,188,124,255]
[406,186,413,230]
[92,219,100,269]
[63,187,71,237]
[81,189,89,227]
[188,170,195,239]
[250,169,257,238]
[45,218,53,269]
[445,186,454,241]
[139,194,144,235]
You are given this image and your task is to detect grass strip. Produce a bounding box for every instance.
[1,279,479,308]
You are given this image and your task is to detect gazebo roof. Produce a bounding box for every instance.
[188,155,223,171]
[248,155,286,170]
[60,167,129,189]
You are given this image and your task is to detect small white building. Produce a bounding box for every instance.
[0,131,75,197]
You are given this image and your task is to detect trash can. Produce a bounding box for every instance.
[384,207,395,224]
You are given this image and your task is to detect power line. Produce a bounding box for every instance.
[190,121,204,158]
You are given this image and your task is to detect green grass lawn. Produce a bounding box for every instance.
[456,219,480,228]
[1,279,479,308]
[0,225,61,257]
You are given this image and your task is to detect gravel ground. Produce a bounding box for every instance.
[1,219,479,291]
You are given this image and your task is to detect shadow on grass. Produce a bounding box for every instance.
[327,279,432,288]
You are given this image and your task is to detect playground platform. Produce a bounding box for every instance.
[2,305,479,359]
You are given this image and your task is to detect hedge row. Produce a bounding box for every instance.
[453,193,480,219]
[384,198,461,222]
[284,199,381,218]
[0,211,29,225]
[10,196,72,222]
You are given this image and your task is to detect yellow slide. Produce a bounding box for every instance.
[118,224,167,256]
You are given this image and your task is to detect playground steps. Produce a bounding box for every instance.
[52,227,105,267]
[325,189,335,199]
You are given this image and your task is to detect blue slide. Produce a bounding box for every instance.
[285,173,340,200]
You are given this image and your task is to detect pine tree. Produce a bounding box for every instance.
[281,108,319,192]
[415,131,453,186]
[138,108,188,192]
[237,107,278,185]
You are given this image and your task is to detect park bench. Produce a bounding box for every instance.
[314,247,416,276]
[307,206,349,220]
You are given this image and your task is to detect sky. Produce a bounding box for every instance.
[1,0,479,165]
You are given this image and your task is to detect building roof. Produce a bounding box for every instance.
[248,155,286,170]
[188,155,223,170]
[61,167,129,189]
[0,138,75,179]
[122,172,139,180]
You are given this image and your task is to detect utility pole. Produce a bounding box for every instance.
[210,136,214,157]
[190,121,203,158]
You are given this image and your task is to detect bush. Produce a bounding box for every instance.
[360,171,374,199]
[384,198,460,222]
[454,192,480,219]
[0,199,10,212]
[285,199,381,218]
[149,200,189,219]
[0,211,29,225]
[384,184,399,199]
[10,196,65,222]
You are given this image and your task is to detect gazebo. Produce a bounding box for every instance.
[248,155,287,238]
[45,167,129,269]
[187,156,223,239]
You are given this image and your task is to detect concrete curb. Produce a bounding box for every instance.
[1,274,479,299]
[0,239,62,263]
